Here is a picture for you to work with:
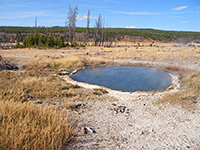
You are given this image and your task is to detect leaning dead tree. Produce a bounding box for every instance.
[68,5,78,45]
[94,14,102,46]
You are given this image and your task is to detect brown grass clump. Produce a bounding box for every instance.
[165,65,181,72]
[158,72,200,109]
[93,88,109,95]
[0,71,78,103]
[0,101,76,150]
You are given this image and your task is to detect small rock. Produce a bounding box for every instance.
[186,146,190,149]
[152,129,156,133]
[35,100,43,104]
[111,105,129,114]
[58,71,70,76]
[82,126,96,134]
[70,104,83,110]
[75,104,82,109]
[112,103,116,106]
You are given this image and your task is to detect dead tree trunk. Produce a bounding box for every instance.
[86,10,90,44]
[94,14,102,46]
[68,5,78,45]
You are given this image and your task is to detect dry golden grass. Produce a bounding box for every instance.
[0,101,77,150]
[99,46,200,63]
[157,72,200,109]
[0,71,79,103]
[22,55,111,71]
[0,71,81,149]
[1,43,199,68]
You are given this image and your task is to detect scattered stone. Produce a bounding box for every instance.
[152,129,156,133]
[110,104,129,114]
[36,101,43,104]
[141,131,150,136]
[112,103,117,106]
[186,146,190,149]
[82,126,96,134]
[71,104,81,110]
[58,71,70,76]
[75,104,82,109]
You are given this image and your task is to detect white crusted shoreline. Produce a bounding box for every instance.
[61,68,180,100]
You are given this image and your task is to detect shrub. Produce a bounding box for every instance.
[71,41,78,47]
[80,44,86,47]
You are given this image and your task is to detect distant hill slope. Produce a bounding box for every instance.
[0,26,200,43]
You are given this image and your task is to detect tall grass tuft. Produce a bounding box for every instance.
[0,101,77,150]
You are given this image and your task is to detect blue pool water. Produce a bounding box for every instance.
[70,66,172,92]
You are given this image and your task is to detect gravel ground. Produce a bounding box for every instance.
[68,92,200,150]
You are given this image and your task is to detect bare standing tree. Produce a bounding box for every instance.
[94,14,102,46]
[101,19,105,46]
[68,5,78,45]
[86,10,90,44]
